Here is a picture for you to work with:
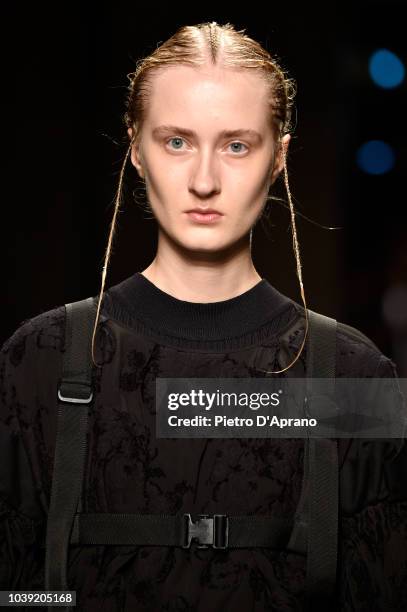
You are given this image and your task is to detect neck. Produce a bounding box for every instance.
[142,231,261,303]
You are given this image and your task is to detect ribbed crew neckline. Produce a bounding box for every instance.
[102,272,298,344]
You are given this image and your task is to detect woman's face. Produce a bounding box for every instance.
[128,64,290,255]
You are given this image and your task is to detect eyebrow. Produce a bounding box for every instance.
[152,124,263,143]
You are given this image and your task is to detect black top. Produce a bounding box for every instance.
[1,272,406,611]
[100,272,298,349]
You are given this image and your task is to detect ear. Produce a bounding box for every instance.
[127,127,145,179]
[269,133,291,186]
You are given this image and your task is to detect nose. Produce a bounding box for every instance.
[188,150,220,198]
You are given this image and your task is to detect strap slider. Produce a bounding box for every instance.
[182,513,228,549]
[57,380,94,404]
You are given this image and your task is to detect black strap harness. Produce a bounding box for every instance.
[45,297,339,610]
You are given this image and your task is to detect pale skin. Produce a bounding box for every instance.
[127,64,291,303]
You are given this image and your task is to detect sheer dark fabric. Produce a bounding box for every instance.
[1,273,406,611]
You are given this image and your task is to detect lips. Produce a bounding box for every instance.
[185,210,223,224]
[186,209,222,215]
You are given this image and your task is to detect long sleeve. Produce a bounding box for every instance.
[337,355,407,611]
[0,315,54,592]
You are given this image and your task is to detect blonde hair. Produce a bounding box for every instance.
[91,21,308,374]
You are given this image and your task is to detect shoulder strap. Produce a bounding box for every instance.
[287,308,339,607]
[306,309,338,606]
[45,296,96,611]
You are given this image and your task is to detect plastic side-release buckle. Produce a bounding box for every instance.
[182,513,229,549]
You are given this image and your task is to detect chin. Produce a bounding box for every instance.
[176,235,237,255]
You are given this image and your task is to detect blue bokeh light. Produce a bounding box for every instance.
[369,49,405,89]
[356,140,395,175]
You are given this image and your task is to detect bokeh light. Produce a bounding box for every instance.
[356,140,395,175]
[369,49,405,89]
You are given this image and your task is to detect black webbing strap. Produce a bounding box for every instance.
[70,512,294,548]
[45,297,96,611]
[293,308,339,608]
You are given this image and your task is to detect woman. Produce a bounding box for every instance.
[1,21,407,612]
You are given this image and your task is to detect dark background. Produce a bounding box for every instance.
[2,2,407,373]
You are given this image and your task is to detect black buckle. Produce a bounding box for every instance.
[182,513,229,549]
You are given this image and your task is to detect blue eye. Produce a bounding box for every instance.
[228,142,248,154]
[168,137,185,149]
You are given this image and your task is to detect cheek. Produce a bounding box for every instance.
[148,155,182,189]
[233,170,271,212]
[143,168,177,207]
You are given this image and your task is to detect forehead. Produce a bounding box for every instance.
[145,64,271,133]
